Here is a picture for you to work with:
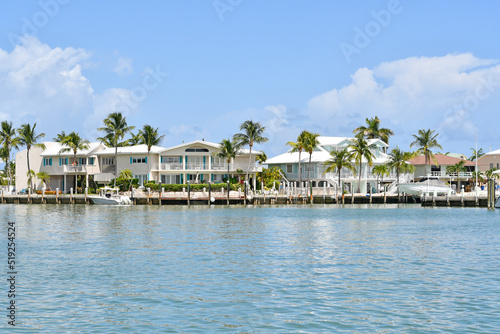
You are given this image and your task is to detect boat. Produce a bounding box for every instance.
[89,187,132,205]
[397,177,454,196]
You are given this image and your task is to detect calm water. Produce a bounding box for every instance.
[2,204,500,333]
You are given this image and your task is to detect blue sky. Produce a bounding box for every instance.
[1,0,500,158]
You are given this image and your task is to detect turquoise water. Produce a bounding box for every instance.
[2,204,500,333]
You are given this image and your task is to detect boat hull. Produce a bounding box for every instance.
[89,196,131,205]
[397,184,451,196]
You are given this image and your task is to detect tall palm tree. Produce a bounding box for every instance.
[0,121,21,189]
[469,147,485,161]
[348,137,375,193]
[485,168,499,180]
[372,164,390,192]
[302,131,321,200]
[53,131,67,142]
[18,123,46,189]
[446,160,466,192]
[97,112,135,188]
[323,148,356,198]
[233,120,268,185]
[387,147,415,184]
[410,129,443,176]
[58,132,90,194]
[353,116,394,144]
[215,138,241,184]
[139,124,165,180]
[128,132,143,146]
[286,131,308,185]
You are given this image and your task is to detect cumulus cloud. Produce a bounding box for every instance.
[304,53,500,152]
[0,37,133,141]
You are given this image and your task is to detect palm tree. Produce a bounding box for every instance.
[139,124,165,181]
[372,164,390,192]
[97,112,135,188]
[18,123,46,190]
[410,129,443,176]
[353,116,394,144]
[485,168,500,180]
[215,139,241,182]
[323,148,356,198]
[256,152,267,165]
[233,120,268,186]
[446,160,466,192]
[27,169,35,188]
[36,171,50,190]
[301,131,320,199]
[287,131,309,185]
[53,131,67,142]
[348,137,375,193]
[0,121,21,189]
[387,147,415,184]
[472,170,485,185]
[58,132,90,194]
[469,147,485,161]
[128,132,143,146]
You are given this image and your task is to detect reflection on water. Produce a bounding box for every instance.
[2,204,500,333]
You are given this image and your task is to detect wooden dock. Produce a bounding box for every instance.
[0,193,491,207]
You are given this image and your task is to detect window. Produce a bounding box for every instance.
[304,164,315,172]
[490,163,494,169]
[43,158,52,166]
[286,164,293,173]
[161,174,181,184]
[131,157,146,164]
[162,156,180,164]
[102,157,114,165]
[79,158,87,165]
[134,174,148,186]
[59,157,68,165]
[89,157,95,165]
[185,148,209,152]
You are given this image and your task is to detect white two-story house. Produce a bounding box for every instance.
[154,140,262,188]
[266,136,396,194]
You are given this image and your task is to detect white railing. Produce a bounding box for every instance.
[63,165,87,173]
[430,171,473,178]
[161,163,183,170]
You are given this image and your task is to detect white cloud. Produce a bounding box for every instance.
[303,53,500,152]
[113,57,133,76]
[0,37,133,142]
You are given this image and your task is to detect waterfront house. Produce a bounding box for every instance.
[16,142,104,193]
[154,140,262,188]
[266,136,397,194]
[477,149,500,172]
[406,154,476,191]
[94,144,165,187]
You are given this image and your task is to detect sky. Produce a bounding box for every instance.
[1,0,500,159]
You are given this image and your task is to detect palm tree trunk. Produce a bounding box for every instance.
[6,152,11,188]
[358,161,362,193]
[247,144,252,186]
[114,145,118,188]
[338,170,341,200]
[298,150,302,187]
[308,154,312,200]
[27,147,31,189]
[74,152,77,194]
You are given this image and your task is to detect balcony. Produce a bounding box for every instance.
[160,163,183,171]
[63,165,87,173]
[430,171,473,178]
[156,163,262,172]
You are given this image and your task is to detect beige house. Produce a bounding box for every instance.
[15,142,104,192]
[155,140,262,188]
[94,144,164,187]
[477,149,500,172]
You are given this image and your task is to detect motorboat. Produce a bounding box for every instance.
[89,187,132,205]
[397,177,454,196]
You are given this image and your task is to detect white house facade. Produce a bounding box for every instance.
[266,136,398,194]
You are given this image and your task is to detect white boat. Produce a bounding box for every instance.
[397,177,454,196]
[89,187,132,205]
